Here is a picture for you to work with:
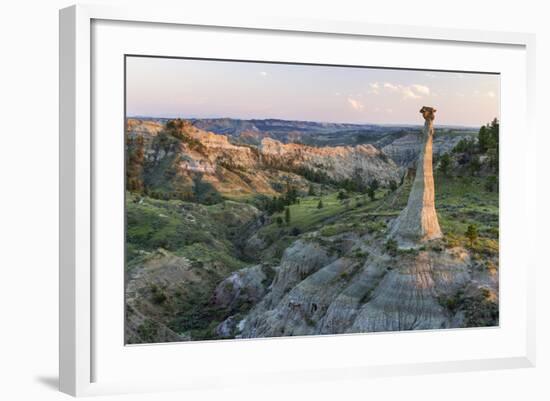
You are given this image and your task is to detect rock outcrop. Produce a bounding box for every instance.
[126,118,401,199]
[389,107,443,247]
[237,235,496,338]
[382,133,472,167]
[212,264,273,312]
[260,137,400,184]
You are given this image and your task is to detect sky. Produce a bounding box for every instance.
[126,56,500,127]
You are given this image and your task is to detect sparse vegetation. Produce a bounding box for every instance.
[366,179,379,201]
[438,153,451,176]
[125,117,499,343]
[465,224,479,247]
[384,238,398,256]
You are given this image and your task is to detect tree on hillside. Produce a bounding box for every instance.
[486,118,499,172]
[367,187,376,201]
[308,184,315,196]
[337,190,349,200]
[284,182,299,204]
[453,138,477,155]
[485,175,498,192]
[487,148,498,172]
[367,179,379,201]
[317,199,324,209]
[284,207,291,224]
[489,118,499,147]
[469,155,482,176]
[389,180,398,192]
[368,179,379,192]
[126,134,145,193]
[465,224,479,247]
[478,125,490,153]
[438,153,452,176]
[351,167,367,193]
[478,119,499,154]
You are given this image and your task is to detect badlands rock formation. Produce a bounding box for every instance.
[259,137,400,184]
[382,132,471,167]
[128,118,401,197]
[233,234,495,338]
[389,107,443,247]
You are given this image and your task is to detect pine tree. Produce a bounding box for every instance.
[284,207,291,224]
[317,199,324,209]
[337,190,348,200]
[465,224,478,246]
[478,125,490,153]
[438,153,451,176]
[366,179,379,201]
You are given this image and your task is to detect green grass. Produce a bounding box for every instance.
[125,192,261,265]
[258,189,389,237]
[174,242,247,271]
[257,173,499,258]
[434,174,499,255]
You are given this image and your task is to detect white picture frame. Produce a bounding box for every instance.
[59,4,536,397]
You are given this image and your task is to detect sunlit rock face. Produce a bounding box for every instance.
[389,107,443,247]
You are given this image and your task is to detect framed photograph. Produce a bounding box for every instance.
[60,4,536,396]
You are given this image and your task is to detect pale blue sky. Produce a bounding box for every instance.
[126,56,500,127]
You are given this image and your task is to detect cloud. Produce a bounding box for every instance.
[347,97,364,111]
[368,82,380,94]
[401,87,421,99]
[410,84,430,96]
[372,82,430,100]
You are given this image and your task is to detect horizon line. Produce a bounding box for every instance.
[126,115,485,129]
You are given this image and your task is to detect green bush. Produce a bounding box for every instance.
[385,238,398,256]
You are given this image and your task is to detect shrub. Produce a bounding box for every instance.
[485,175,498,192]
[385,238,398,256]
[438,153,452,176]
[337,190,349,200]
[465,224,479,246]
[150,284,167,304]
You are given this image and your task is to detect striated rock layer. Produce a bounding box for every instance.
[237,234,495,338]
[389,107,442,247]
[126,118,401,198]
